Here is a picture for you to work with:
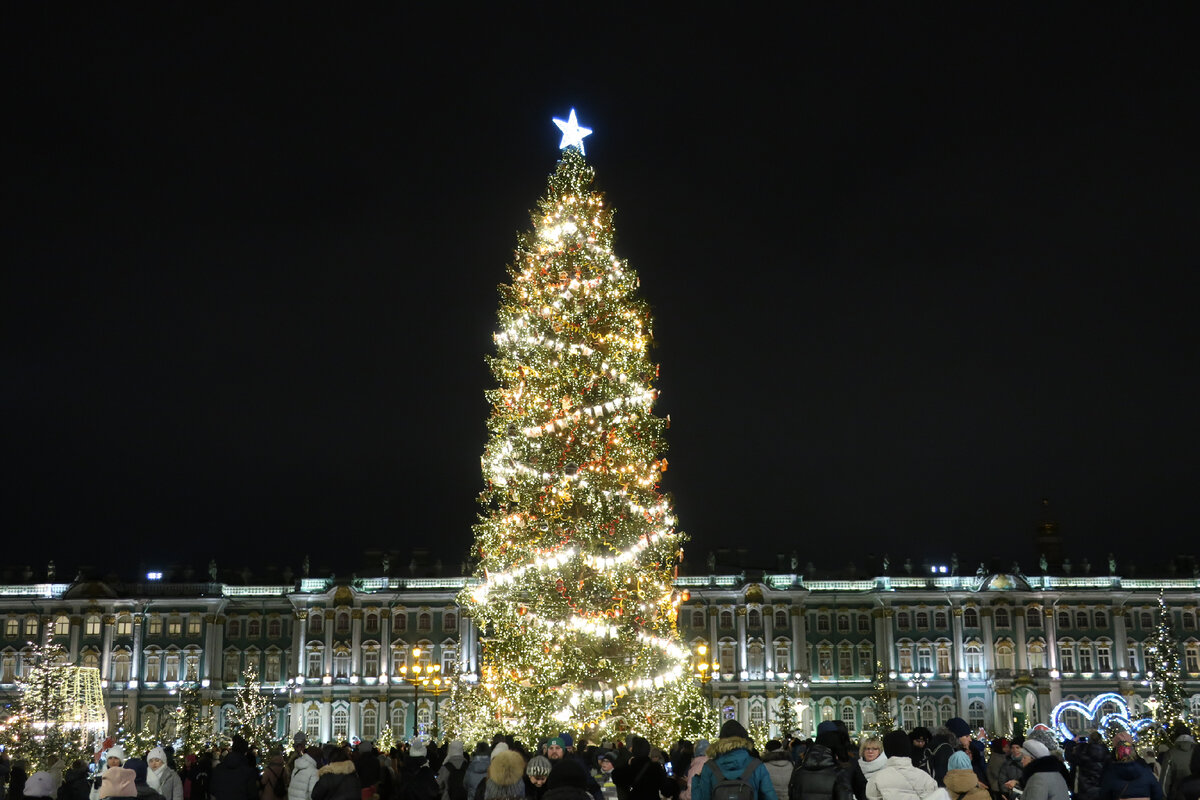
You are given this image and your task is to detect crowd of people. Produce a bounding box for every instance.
[2,719,1200,800]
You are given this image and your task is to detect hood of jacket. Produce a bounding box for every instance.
[801,746,837,772]
[1022,756,1065,780]
[944,769,979,793]
[487,751,526,788]
[293,754,317,772]
[317,761,357,778]
[706,736,753,762]
[762,752,791,764]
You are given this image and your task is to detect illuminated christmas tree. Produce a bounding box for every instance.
[456,110,701,744]
[1142,591,1191,745]
[868,661,896,734]
[774,680,801,739]
[229,663,279,755]
[10,642,99,769]
[375,724,397,754]
[168,684,210,756]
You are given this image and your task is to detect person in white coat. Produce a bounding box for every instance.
[289,750,319,800]
[866,732,938,800]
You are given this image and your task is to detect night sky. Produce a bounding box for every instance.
[5,8,1197,580]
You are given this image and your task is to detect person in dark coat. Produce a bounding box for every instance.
[612,738,667,800]
[1173,747,1200,800]
[1098,733,1162,800]
[1068,732,1110,800]
[787,730,851,800]
[542,761,592,800]
[209,740,257,800]
[312,752,363,800]
[59,762,92,800]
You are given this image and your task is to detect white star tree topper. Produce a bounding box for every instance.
[552,108,592,154]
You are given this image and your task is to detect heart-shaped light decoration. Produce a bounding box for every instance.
[1050,692,1157,740]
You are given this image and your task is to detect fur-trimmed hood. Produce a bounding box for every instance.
[706,736,753,760]
[317,761,357,777]
[487,751,527,789]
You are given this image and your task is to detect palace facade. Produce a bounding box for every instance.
[2,569,1198,743]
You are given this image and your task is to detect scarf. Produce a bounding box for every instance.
[147,766,164,792]
[859,756,888,778]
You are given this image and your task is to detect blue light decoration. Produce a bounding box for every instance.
[553,108,593,154]
[1050,692,1158,740]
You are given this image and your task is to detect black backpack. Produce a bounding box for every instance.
[708,759,760,800]
[445,762,468,800]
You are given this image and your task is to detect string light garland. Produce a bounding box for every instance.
[448,114,706,744]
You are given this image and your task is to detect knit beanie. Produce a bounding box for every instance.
[948,752,971,770]
[719,720,748,740]
[23,772,56,799]
[882,730,911,759]
[946,717,972,737]
[148,748,168,765]
[1022,740,1050,760]
[526,755,552,777]
[100,768,135,799]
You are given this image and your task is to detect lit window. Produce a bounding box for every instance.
[362,707,378,739]
[168,619,182,636]
[837,646,852,678]
[148,617,162,636]
[24,618,38,637]
[54,616,70,636]
[188,618,202,636]
[117,616,132,636]
[5,619,17,637]
[1097,644,1112,672]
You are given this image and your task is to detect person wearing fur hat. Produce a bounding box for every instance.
[473,748,526,800]
[146,749,182,800]
[312,751,362,800]
[1097,732,1160,800]
[864,731,936,800]
[287,744,320,800]
[942,752,988,800]
[1012,740,1070,800]
[22,771,57,800]
[691,720,777,800]
[787,727,850,800]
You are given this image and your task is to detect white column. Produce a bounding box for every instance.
[101,615,115,681]
[1015,610,1028,671]
[737,608,748,672]
[351,612,363,676]
[792,606,806,675]
[764,607,775,673]
[293,612,306,676]
[1113,605,1128,670]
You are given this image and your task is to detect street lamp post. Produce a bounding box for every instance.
[693,644,720,707]
[907,673,930,724]
[398,647,453,739]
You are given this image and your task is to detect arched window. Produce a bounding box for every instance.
[994,607,1010,628]
[227,618,241,638]
[774,639,791,673]
[963,608,979,628]
[718,640,736,674]
[920,700,935,729]
[417,612,432,633]
[968,700,986,730]
[142,706,160,734]
[444,610,458,631]
[1094,610,1108,629]
[336,612,350,635]
[1027,641,1046,670]
[363,648,380,678]
[818,647,833,678]
[748,608,762,629]
[837,615,850,633]
[223,650,241,683]
[1186,643,1200,674]
[362,705,378,739]
[81,649,100,670]
[692,610,706,628]
[333,706,348,740]
[1140,610,1153,629]
[1058,610,1071,629]
[391,703,405,733]
[112,650,132,682]
[305,706,321,739]
[750,702,766,725]
[915,611,929,630]
[1076,611,1089,629]
[309,613,323,634]
[995,641,1015,670]
[816,614,831,634]
[838,645,853,677]
[897,612,911,630]
[54,616,70,636]
[247,618,261,638]
[1097,641,1113,672]
[775,608,789,629]
[306,646,324,679]
[365,614,380,634]
[333,649,351,680]
[719,610,734,629]
[145,649,161,683]
[964,643,983,675]
[86,616,102,636]
[1026,607,1042,628]
[393,611,407,632]
[1059,640,1076,672]
[841,704,856,729]
[898,643,914,673]
[268,617,282,638]
[934,611,948,629]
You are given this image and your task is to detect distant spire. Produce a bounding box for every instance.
[1035,497,1064,570]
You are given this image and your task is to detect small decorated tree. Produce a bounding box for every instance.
[229,663,279,755]
[774,681,801,740]
[10,642,98,769]
[168,684,210,756]
[869,661,896,733]
[1141,591,1191,747]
